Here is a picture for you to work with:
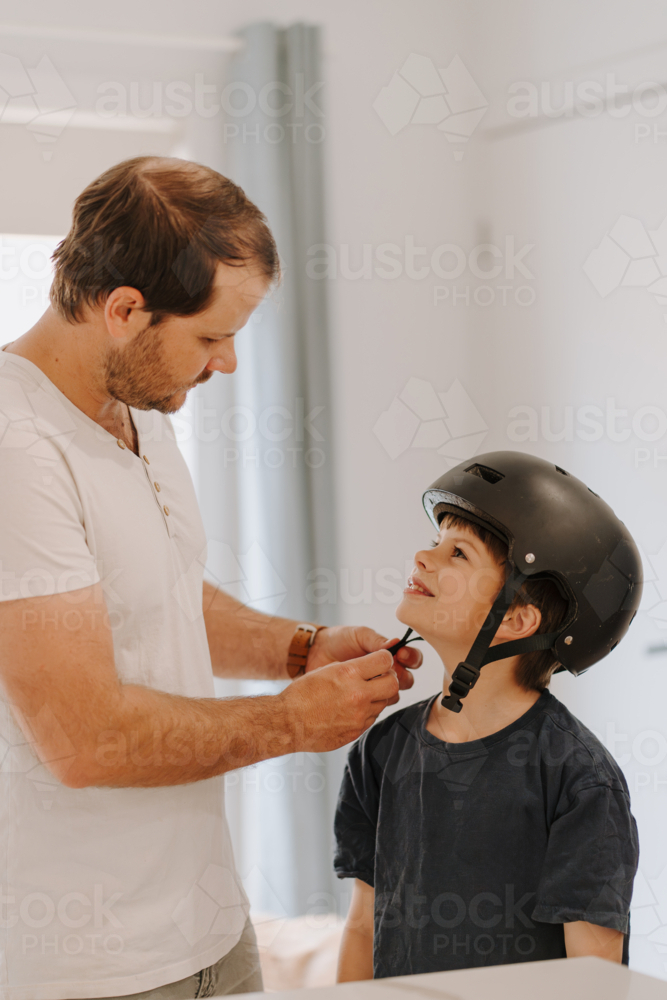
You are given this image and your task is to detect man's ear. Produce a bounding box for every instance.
[104,287,150,342]
[497,602,542,641]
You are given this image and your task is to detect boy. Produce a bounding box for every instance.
[334,451,641,981]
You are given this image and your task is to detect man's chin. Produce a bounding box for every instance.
[128,388,189,414]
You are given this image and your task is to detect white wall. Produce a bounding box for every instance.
[3,0,667,977]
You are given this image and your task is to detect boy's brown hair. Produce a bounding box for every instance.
[440,512,569,692]
[50,156,280,324]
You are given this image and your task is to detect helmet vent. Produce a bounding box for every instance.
[464,463,504,485]
[554,465,570,476]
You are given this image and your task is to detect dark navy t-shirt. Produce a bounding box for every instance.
[334,691,638,978]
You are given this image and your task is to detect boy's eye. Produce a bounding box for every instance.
[453,546,467,559]
[429,539,439,548]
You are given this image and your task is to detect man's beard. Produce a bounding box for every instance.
[103,323,213,413]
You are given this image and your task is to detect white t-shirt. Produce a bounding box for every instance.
[0,351,248,1000]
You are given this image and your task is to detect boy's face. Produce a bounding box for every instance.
[396,520,505,661]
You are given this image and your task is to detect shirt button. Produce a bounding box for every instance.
[163,505,170,516]
[143,455,150,464]
[154,482,161,492]
[117,439,126,450]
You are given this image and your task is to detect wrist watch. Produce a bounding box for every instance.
[287,623,326,679]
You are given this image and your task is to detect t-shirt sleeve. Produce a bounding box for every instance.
[0,434,100,602]
[533,784,638,933]
[333,735,380,887]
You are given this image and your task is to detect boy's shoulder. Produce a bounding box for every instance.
[352,691,628,796]
[537,692,629,793]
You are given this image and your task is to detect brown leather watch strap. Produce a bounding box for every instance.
[286,623,326,679]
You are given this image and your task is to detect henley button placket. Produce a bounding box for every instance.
[130,445,174,538]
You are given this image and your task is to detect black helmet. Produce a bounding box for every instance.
[421,450,643,713]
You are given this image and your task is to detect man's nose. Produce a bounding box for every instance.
[206,345,237,374]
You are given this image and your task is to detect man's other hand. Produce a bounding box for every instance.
[305,625,422,705]
[280,650,399,752]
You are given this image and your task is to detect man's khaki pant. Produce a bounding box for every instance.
[74,919,263,1000]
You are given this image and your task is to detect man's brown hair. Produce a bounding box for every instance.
[439,512,569,692]
[50,156,280,323]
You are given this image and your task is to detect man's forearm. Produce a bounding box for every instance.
[0,587,399,792]
[203,581,303,680]
[58,684,298,788]
[43,648,397,788]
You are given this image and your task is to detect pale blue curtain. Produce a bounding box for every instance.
[188,23,345,919]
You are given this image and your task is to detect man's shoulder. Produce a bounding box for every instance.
[536,691,628,792]
[0,354,83,472]
[0,352,45,411]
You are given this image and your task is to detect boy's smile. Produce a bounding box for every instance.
[397,514,543,743]
[398,521,505,660]
[404,575,433,597]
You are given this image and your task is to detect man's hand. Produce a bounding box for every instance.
[280,649,399,752]
[305,625,422,705]
[0,587,400,787]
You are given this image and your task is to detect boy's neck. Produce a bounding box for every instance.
[426,657,542,744]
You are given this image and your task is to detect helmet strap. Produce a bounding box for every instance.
[441,565,559,713]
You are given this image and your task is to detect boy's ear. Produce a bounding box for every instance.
[498,602,542,640]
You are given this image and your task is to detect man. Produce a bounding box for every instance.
[0,157,421,1000]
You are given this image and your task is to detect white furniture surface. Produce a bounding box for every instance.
[226,956,667,999]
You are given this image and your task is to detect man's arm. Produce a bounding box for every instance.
[202,580,422,695]
[0,585,398,789]
[202,580,299,680]
[337,879,375,982]
[563,921,623,963]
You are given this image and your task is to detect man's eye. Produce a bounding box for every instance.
[202,338,217,344]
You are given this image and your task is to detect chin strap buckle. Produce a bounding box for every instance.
[441,661,481,714]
